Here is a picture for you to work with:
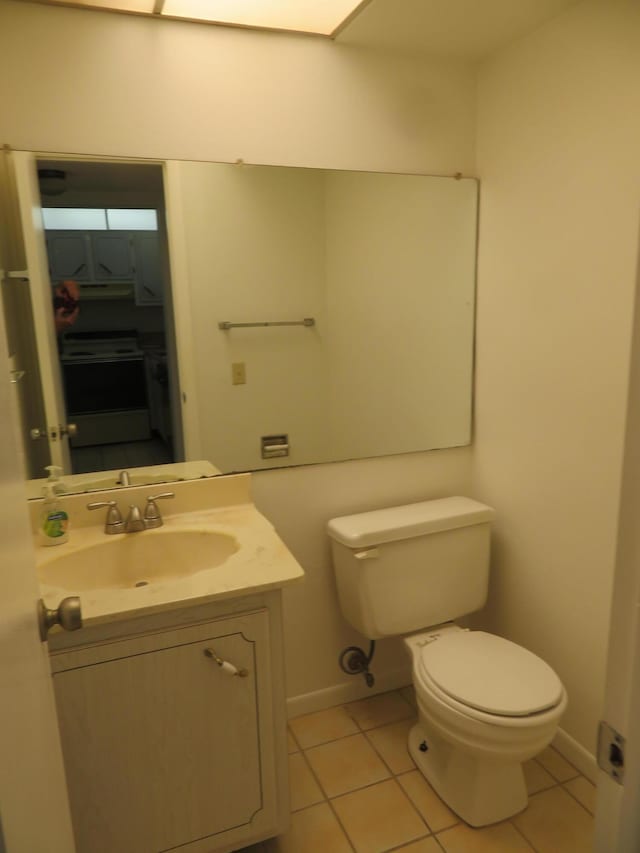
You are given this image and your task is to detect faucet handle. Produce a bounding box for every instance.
[144,492,175,528]
[87,500,125,534]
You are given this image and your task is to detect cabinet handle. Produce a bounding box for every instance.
[203,647,248,678]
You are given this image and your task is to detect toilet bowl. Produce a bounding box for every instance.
[327,497,568,827]
[404,625,567,825]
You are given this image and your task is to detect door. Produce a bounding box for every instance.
[0,240,76,849]
[12,150,72,473]
[593,229,640,851]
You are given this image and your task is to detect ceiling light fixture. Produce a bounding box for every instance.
[40,0,370,36]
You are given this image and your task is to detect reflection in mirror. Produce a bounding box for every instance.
[6,153,478,498]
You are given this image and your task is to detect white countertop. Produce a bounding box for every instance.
[35,474,304,627]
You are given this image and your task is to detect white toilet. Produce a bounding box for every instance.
[327,496,567,827]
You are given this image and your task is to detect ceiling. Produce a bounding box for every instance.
[337,0,580,60]
[26,0,581,61]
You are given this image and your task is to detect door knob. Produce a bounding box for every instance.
[38,596,83,642]
[59,423,78,438]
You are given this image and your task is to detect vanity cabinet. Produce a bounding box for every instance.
[49,599,287,853]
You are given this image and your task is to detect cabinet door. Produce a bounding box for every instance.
[133,231,164,304]
[90,231,134,280]
[47,232,91,280]
[52,610,273,853]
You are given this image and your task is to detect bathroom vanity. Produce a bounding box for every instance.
[36,474,303,853]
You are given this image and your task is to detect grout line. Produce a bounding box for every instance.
[561,781,596,817]
[384,834,434,851]
[508,817,541,852]
[362,724,417,779]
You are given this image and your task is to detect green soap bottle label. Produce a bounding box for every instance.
[44,510,68,538]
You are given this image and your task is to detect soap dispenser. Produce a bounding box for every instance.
[44,465,67,495]
[39,468,69,546]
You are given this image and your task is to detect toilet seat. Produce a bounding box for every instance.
[416,631,564,718]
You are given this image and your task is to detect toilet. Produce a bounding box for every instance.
[327,496,567,827]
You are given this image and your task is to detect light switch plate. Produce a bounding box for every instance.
[231,362,246,385]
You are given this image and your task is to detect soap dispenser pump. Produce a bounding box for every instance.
[44,465,66,495]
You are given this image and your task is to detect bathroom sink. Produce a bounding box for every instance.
[38,529,240,591]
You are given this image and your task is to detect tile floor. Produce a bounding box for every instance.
[240,688,596,853]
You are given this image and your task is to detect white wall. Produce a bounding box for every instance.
[474,0,640,754]
[0,0,477,704]
[0,0,476,176]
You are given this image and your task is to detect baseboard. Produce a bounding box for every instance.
[553,727,598,784]
[286,666,412,719]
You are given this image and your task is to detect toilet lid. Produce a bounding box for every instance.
[418,632,564,717]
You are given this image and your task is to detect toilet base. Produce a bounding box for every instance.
[408,723,528,827]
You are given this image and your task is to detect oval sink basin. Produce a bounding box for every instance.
[38,529,240,591]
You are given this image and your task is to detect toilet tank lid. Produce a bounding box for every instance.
[327,497,495,548]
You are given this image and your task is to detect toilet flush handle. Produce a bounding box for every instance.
[354,548,379,560]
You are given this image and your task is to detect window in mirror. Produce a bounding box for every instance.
[42,208,158,231]
[42,208,107,230]
[106,209,158,230]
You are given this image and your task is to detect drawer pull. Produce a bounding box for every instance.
[204,647,248,677]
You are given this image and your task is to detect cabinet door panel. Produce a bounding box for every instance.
[90,232,134,279]
[53,611,269,853]
[133,231,164,304]
[47,232,91,280]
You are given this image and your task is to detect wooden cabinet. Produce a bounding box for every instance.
[50,600,287,853]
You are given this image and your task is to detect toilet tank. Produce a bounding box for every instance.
[327,497,495,640]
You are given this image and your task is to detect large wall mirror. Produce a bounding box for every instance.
[1,151,478,497]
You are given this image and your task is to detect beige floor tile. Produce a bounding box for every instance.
[536,746,579,782]
[305,733,390,797]
[332,778,428,853]
[397,770,458,832]
[522,759,556,795]
[287,728,299,754]
[345,690,415,731]
[289,706,359,749]
[437,821,534,852]
[288,752,324,812]
[366,718,416,774]
[264,803,352,853]
[397,838,442,853]
[563,775,597,815]
[512,786,594,852]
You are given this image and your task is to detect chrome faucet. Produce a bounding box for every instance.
[87,500,125,534]
[87,492,175,534]
[142,493,175,529]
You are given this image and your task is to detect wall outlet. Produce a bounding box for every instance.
[231,362,246,385]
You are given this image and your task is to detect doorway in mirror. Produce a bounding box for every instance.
[35,159,182,477]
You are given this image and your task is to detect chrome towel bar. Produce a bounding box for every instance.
[218,317,315,330]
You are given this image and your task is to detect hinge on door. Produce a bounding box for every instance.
[597,720,625,784]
